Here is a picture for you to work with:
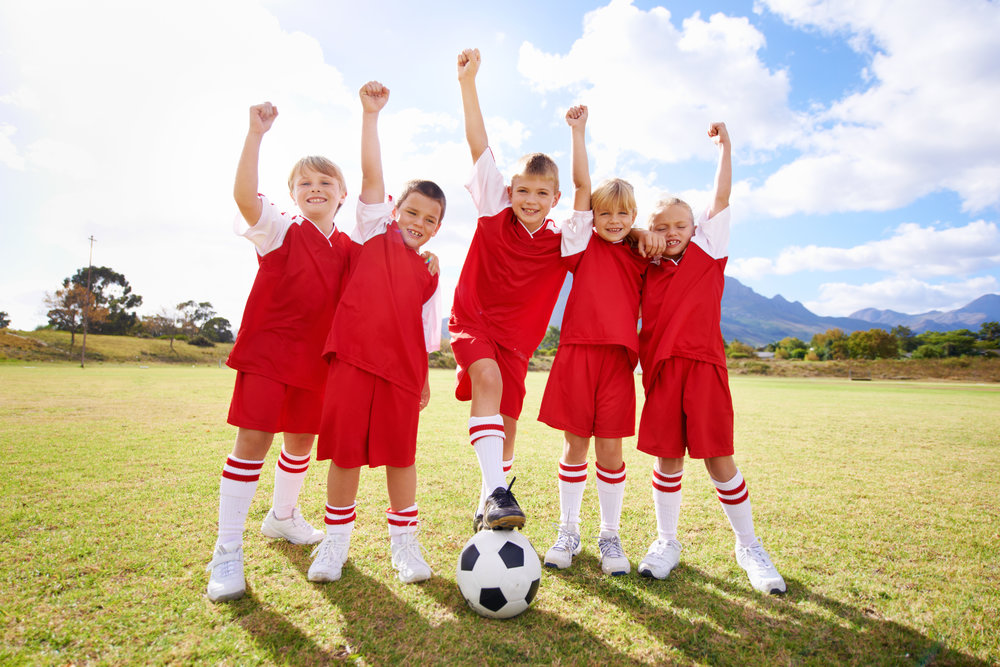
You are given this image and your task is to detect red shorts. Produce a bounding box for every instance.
[227,371,322,434]
[317,358,420,468]
[538,344,636,438]
[637,357,734,459]
[451,331,530,420]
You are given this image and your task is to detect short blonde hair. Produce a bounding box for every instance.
[649,196,693,224]
[287,156,346,192]
[591,178,637,219]
[512,152,559,191]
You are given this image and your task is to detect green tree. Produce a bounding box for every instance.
[891,325,918,354]
[978,321,1000,342]
[847,328,898,359]
[535,325,560,356]
[0,311,9,328]
[774,336,808,360]
[726,339,757,359]
[201,316,234,343]
[67,266,143,335]
[140,308,183,350]
[177,301,217,336]
[914,329,977,357]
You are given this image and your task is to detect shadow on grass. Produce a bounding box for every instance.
[247,537,641,664]
[548,559,989,666]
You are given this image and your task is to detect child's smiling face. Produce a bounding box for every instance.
[592,206,635,243]
[507,174,560,232]
[649,203,695,258]
[289,166,346,223]
[394,191,442,249]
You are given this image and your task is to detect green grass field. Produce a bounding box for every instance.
[1,365,998,665]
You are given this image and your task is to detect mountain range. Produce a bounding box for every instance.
[543,276,1000,348]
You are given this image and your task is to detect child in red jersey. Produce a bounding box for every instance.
[307,81,443,585]
[451,48,595,532]
[207,102,352,602]
[636,122,786,595]
[538,105,665,576]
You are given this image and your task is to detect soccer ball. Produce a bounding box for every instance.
[456,530,541,619]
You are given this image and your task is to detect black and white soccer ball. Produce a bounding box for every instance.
[456,529,541,619]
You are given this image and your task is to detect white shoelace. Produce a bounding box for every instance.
[552,528,580,552]
[598,535,625,560]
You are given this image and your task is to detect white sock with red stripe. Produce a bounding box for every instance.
[503,457,514,479]
[217,455,264,547]
[557,460,588,532]
[712,469,757,547]
[652,466,683,542]
[271,447,310,520]
[324,503,357,535]
[596,462,626,534]
[470,416,506,514]
[387,504,419,538]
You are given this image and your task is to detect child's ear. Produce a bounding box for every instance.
[506,184,512,200]
[551,190,561,206]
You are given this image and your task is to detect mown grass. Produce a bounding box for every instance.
[1,365,998,665]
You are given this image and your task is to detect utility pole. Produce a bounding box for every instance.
[81,235,96,368]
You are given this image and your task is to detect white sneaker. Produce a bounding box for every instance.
[390,532,432,583]
[308,533,351,582]
[638,538,682,580]
[261,508,324,545]
[597,531,630,576]
[736,542,786,594]
[206,541,245,602]
[543,527,582,569]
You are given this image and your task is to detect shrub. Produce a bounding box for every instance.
[187,335,215,347]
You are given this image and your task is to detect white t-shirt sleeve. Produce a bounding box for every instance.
[234,195,293,256]
[691,206,731,260]
[465,147,510,218]
[352,199,393,244]
[422,283,443,353]
[559,210,594,257]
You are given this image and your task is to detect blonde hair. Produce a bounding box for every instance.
[287,156,346,192]
[512,152,559,191]
[591,178,637,218]
[649,196,693,224]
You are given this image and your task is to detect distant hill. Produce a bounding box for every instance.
[851,294,1000,333]
[545,275,999,348]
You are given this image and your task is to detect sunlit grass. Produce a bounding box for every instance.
[2,366,998,665]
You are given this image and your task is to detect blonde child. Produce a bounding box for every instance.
[637,122,786,594]
[207,102,351,602]
[539,106,663,575]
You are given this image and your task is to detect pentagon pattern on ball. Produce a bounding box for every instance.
[455,529,542,619]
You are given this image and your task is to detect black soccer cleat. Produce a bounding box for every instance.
[483,477,526,531]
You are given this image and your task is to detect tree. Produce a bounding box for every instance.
[847,328,899,359]
[891,325,918,354]
[979,321,1000,343]
[0,311,9,328]
[66,266,143,335]
[913,329,977,357]
[773,336,808,360]
[140,308,183,350]
[535,325,560,356]
[177,300,217,336]
[201,316,234,343]
[45,282,109,348]
[726,339,757,359]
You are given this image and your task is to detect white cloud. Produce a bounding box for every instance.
[517,1,799,167]
[0,124,25,170]
[806,275,1000,317]
[729,220,1000,280]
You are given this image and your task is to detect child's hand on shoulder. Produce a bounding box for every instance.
[360,81,389,113]
[421,251,440,276]
[457,48,481,81]
[566,105,588,128]
[249,102,278,135]
[708,122,729,149]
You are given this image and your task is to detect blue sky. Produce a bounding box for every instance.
[2,0,998,331]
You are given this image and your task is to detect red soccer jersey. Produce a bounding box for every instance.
[560,234,649,367]
[639,207,731,391]
[449,149,590,360]
[227,196,351,391]
[323,203,439,396]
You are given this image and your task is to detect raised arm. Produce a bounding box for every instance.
[233,102,278,225]
[359,81,389,205]
[567,105,591,211]
[708,122,731,218]
[457,48,488,162]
